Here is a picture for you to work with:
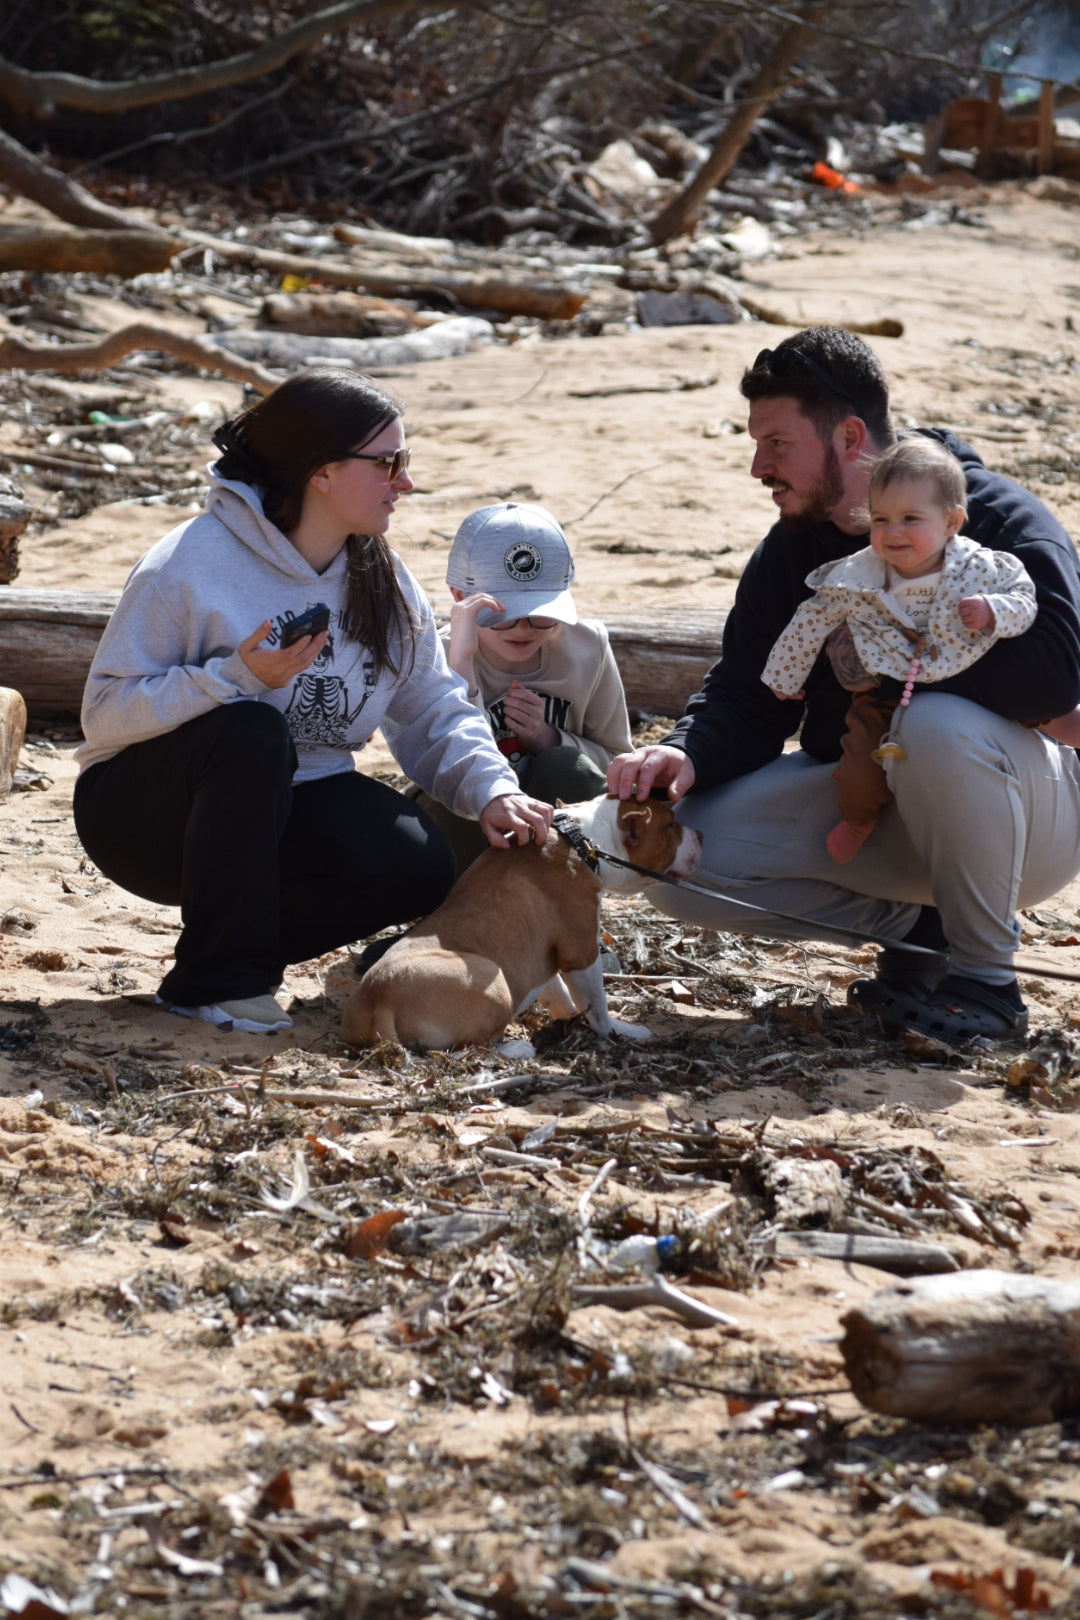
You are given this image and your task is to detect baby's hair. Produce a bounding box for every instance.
[869,437,967,515]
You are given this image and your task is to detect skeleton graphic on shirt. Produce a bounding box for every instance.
[284,629,376,746]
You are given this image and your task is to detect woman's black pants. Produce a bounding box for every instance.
[73,704,455,1007]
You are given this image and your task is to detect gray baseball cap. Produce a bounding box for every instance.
[447,502,577,625]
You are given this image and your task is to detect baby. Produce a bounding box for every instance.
[763,437,1041,862]
[414,501,632,873]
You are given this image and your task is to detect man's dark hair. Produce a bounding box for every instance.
[740,326,896,448]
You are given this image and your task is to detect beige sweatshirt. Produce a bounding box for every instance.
[441,618,632,781]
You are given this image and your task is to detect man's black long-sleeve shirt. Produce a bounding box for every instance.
[666,431,1080,793]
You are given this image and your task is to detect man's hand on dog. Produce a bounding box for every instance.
[607,745,696,804]
[481,792,553,848]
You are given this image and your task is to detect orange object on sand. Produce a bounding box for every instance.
[811,160,861,195]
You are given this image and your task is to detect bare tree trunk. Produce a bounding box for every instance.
[0,324,279,394]
[649,2,833,245]
[0,0,448,119]
[0,126,148,230]
[0,222,178,276]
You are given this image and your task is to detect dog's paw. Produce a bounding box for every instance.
[608,1018,652,1042]
[497,1037,536,1060]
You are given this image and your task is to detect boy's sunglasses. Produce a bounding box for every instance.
[753,347,864,415]
[343,446,411,480]
[477,609,558,630]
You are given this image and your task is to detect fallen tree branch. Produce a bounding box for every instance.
[0,0,450,119]
[0,126,151,230]
[0,323,279,394]
[649,1,836,244]
[738,294,904,338]
[0,222,179,277]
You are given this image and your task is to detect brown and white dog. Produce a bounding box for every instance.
[341,794,703,1051]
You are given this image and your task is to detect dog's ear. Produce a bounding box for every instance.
[619,803,652,847]
[555,797,566,808]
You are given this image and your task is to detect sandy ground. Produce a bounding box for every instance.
[3,183,1080,1614]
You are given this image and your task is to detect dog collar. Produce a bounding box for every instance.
[552,811,600,873]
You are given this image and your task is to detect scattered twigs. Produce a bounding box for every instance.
[563,462,666,526]
[262,1089,390,1110]
[563,1557,724,1615]
[60,1047,118,1096]
[629,1444,709,1529]
[577,1157,619,1220]
[568,373,717,398]
[481,1146,557,1171]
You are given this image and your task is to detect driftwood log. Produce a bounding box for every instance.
[841,1269,1080,1425]
[0,589,118,719]
[604,610,721,717]
[259,290,433,336]
[206,317,493,370]
[0,591,724,721]
[0,222,179,277]
[184,230,588,321]
[0,685,27,796]
[775,1231,961,1278]
[0,323,279,395]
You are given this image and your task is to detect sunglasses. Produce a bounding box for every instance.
[476,610,558,630]
[753,347,864,415]
[343,446,411,481]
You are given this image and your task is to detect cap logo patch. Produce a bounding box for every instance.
[503,542,543,583]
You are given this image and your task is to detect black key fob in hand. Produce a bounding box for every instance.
[280,603,331,647]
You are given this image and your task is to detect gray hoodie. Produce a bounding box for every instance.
[76,472,520,818]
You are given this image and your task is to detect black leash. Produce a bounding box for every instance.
[562,820,1080,983]
[552,810,601,873]
[553,811,940,959]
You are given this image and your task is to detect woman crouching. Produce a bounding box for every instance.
[73,369,550,1035]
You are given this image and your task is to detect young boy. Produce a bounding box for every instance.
[416,501,632,873]
[763,438,1045,862]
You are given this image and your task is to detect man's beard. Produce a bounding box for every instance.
[770,443,846,533]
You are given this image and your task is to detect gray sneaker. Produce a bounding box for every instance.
[155,993,293,1035]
